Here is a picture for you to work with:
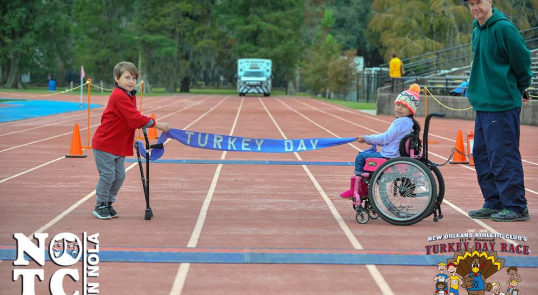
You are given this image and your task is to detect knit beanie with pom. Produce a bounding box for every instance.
[394,84,420,115]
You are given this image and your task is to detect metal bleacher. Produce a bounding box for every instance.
[381,27,538,96]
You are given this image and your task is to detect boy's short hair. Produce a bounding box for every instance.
[113,61,139,80]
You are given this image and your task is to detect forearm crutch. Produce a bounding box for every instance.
[134,128,163,220]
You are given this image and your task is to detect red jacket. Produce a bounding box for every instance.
[92,87,155,156]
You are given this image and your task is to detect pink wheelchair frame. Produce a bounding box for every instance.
[349,113,446,226]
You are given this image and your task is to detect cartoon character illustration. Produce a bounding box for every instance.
[448,247,505,295]
[436,282,448,294]
[435,289,448,295]
[434,262,449,292]
[488,282,506,295]
[447,262,462,295]
[506,280,519,294]
[505,267,521,284]
[462,258,486,295]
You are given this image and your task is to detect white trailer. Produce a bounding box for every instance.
[236,58,272,96]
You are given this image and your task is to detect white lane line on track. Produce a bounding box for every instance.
[0,114,102,138]
[0,96,204,183]
[309,98,538,153]
[0,95,217,238]
[0,95,227,268]
[523,159,538,166]
[169,96,238,295]
[0,156,64,184]
[27,161,134,239]
[0,96,178,137]
[0,129,79,154]
[441,200,519,246]
[4,95,228,254]
[308,98,459,142]
[274,98,393,295]
[0,96,189,153]
[290,98,534,247]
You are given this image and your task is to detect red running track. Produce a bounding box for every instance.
[0,93,537,294]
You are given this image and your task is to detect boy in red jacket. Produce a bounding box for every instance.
[91,61,170,219]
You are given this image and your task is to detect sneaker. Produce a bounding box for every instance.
[107,202,118,218]
[491,208,530,222]
[93,203,112,219]
[468,207,501,219]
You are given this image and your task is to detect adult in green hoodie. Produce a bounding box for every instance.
[465,0,532,222]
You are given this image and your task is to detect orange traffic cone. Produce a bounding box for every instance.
[467,131,475,166]
[66,123,87,158]
[449,130,468,164]
[147,114,159,139]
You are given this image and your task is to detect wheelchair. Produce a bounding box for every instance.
[348,113,446,226]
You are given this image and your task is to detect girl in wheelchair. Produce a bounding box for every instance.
[340,84,421,199]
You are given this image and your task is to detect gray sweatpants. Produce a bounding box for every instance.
[94,149,126,204]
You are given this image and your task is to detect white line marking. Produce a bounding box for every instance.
[169,96,240,295]
[0,96,228,269]
[289,97,536,248]
[0,95,214,238]
[272,98,393,295]
[523,159,538,166]
[28,162,137,238]
[0,96,178,137]
[0,96,194,153]
[0,156,64,184]
[0,97,210,183]
[442,200,519,246]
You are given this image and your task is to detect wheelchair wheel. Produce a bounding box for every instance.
[369,157,437,226]
[365,201,379,219]
[426,163,445,219]
[368,208,379,219]
[356,209,369,224]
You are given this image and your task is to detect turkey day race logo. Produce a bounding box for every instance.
[426,229,530,295]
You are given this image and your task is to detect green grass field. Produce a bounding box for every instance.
[0,87,376,111]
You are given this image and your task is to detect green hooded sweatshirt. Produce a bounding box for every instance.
[467,9,533,112]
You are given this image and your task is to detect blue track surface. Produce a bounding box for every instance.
[125,158,354,166]
[0,99,101,123]
[1,247,536,267]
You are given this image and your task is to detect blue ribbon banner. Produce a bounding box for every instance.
[137,129,356,161]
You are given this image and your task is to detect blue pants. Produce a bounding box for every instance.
[473,108,527,214]
[354,151,383,175]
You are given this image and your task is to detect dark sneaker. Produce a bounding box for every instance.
[107,202,118,218]
[468,208,501,219]
[93,203,112,219]
[491,208,530,222]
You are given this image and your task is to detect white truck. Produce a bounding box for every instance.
[236,58,272,96]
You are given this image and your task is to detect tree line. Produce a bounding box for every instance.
[1,0,536,94]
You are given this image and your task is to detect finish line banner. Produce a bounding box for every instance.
[137,129,356,161]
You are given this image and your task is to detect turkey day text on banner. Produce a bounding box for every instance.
[137,129,356,160]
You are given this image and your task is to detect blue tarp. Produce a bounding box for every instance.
[0,99,101,123]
